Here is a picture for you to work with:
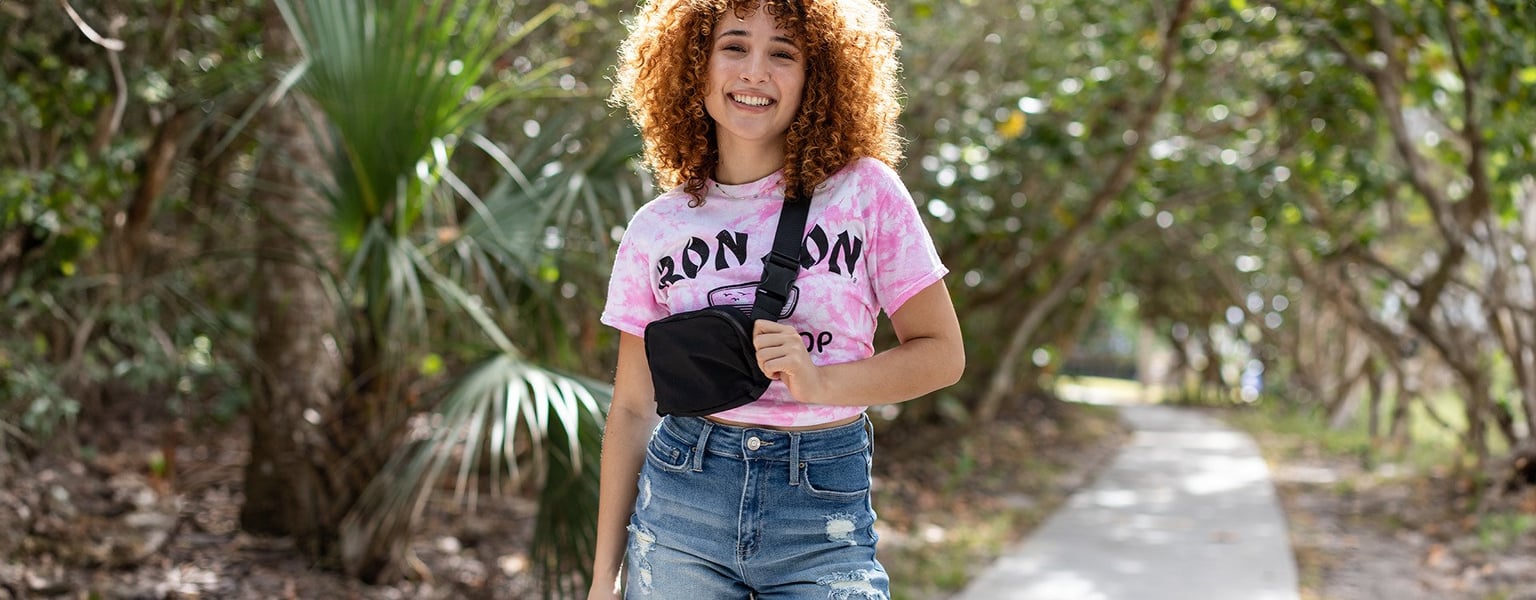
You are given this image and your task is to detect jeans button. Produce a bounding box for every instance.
[746,436,762,451]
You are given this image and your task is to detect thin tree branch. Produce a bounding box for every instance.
[62,0,128,154]
[57,0,124,50]
[1443,0,1492,224]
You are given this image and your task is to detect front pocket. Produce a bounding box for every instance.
[799,451,871,501]
[645,432,692,472]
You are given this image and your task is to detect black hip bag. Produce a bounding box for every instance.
[643,193,810,417]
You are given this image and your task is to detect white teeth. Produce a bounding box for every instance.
[732,94,771,106]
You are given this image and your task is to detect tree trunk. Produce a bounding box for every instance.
[1197,330,1225,403]
[241,0,344,560]
[241,4,417,582]
[1048,263,1108,379]
[118,110,194,273]
[1389,363,1413,448]
[1364,360,1383,439]
[974,257,1096,421]
[1464,380,1491,467]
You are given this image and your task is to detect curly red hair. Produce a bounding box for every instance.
[613,0,903,205]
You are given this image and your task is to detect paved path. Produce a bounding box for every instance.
[953,404,1299,600]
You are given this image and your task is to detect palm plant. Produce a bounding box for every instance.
[270,0,641,593]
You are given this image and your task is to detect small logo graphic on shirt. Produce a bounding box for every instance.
[711,281,833,353]
[709,282,799,319]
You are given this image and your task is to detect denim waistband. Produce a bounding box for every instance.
[659,414,871,465]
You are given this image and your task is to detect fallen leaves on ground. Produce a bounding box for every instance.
[1248,418,1536,600]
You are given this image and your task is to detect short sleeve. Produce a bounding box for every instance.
[600,216,669,337]
[863,162,948,315]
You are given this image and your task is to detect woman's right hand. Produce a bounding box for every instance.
[587,578,623,600]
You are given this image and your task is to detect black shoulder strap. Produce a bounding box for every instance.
[750,192,810,321]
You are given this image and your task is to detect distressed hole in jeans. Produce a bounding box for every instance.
[824,512,858,546]
[639,474,652,510]
[627,524,657,595]
[817,569,886,599]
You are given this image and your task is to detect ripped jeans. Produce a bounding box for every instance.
[626,414,889,599]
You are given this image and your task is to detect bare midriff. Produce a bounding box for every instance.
[704,412,863,432]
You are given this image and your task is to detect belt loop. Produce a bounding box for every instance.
[692,420,714,472]
[788,432,802,485]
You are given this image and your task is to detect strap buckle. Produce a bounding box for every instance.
[754,251,800,319]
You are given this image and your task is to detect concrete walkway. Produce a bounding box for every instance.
[953,404,1299,600]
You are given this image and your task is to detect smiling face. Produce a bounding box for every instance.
[703,8,806,170]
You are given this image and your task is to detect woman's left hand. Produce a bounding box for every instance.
[753,320,824,403]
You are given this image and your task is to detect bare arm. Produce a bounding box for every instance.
[753,279,964,406]
[587,333,659,599]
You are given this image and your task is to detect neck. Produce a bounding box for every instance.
[715,136,786,184]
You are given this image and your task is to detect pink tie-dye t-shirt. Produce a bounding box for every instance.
[602,158,948,427]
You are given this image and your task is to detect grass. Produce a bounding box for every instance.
[1475,511,1536,552]
[881,511,1036,598]
[1183,382,1499,477]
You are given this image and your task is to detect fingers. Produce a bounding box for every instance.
[752,321,795,379]
[752,320,800,360]
[749,320,828,403]
[752,320,813,394]
[752,319,794,337]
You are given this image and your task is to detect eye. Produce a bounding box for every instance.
[721,43,747,54]
[773,51,797,60]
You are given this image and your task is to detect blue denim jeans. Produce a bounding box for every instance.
[625,415,889,599]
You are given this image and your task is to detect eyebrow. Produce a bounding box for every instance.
[718,29,798,47]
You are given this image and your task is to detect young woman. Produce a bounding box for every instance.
[589,1,963,597]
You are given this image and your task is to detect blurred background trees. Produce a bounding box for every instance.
[2,0,1532,595]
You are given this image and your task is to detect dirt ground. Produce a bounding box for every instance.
[8,401,1533,600]
[1256,430,1536,600]
[0,413,543,600]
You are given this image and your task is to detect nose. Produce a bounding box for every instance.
[740,52,769,83]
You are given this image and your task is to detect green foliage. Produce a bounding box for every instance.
[279,0,566,246]
[1,23,125,283]
[5,363,77,439]
[892,0,1194,408]
[0,280,251,437]
[4,0,636,589]
[1228,385,1501,475]
[1,0,270,448]
[1476,511,1536,552]
[2,0,268,282]
[271,0,641,591]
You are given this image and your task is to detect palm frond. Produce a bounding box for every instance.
[454,119,645,293]
[271,0,633,591]
[339,354,609,594]
[275,0,566,239]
